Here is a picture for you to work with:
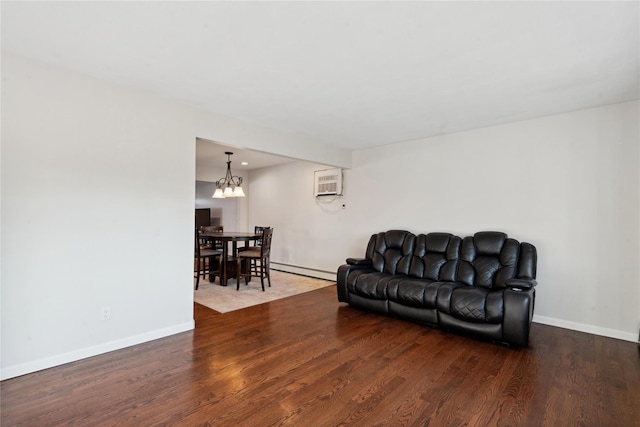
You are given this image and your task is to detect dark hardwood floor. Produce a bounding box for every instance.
[2,285,639,426]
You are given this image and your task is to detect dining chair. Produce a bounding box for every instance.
[194,229,222,290]
[238,226,270,273]
[236,227,273,291]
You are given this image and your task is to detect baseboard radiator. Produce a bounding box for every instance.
[270,262,335,281]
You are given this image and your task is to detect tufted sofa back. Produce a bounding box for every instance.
[409,233,461,281]
[362,230,536,289]
[456,232,520,288]
[366,230,416,275]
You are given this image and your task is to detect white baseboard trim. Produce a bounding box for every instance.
[533,315,638,343]
[270,262,336,281]
[0,321,194,381]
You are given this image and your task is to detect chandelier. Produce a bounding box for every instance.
[212,152,246,198]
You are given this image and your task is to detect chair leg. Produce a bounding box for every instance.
[260,262,265,291]
[236,256,267,291]
[266,260,271,288]
[195,258,201,290]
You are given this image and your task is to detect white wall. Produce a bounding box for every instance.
[0,54,345,379]
[249,101,640,342]
[249,162,346,277]
[1,54,196,379]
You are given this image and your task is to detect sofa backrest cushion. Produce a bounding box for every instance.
[409,233,461,281]
[457,231,519,289]
[369,230,416,275]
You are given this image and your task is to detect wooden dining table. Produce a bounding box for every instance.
[200,231,262,286]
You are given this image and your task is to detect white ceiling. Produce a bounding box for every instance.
[2,1,639,154]
[196,138,296,171]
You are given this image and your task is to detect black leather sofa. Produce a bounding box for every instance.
[337,230,537,346]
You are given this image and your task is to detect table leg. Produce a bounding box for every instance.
[221,240,228,286]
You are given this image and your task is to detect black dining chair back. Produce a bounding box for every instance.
[253,226,269,246]
[201,225,224,249]
[261,227,273,258]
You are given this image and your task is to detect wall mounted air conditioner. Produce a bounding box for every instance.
[314,168,343,197]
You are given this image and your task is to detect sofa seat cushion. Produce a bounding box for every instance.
[438,285,504,324]
[345,268,371,293]
[388,278,442,309]
[351,272,398,300]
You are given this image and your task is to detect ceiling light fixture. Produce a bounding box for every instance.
[212,152,246,198]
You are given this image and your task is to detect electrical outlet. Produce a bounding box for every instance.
[101,307,111,321]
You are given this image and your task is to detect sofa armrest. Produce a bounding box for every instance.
[505,278,537,291]
[337,262,374,303]
[503,286,536,346]
[346,257,372,266]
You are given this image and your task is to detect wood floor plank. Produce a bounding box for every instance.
[2,282,639,426]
